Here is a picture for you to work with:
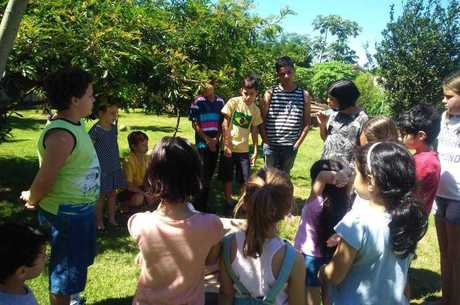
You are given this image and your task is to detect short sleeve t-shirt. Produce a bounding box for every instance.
[128,210,224,305]
[123,151,148,187]
[328,205,411,305]
[413,151,441,213]
[0,285,38,305]
[221,97,263,153]
[294,196,324,257]
[437,112,460,201]
[321,110,368,164]
[189,96,225,149]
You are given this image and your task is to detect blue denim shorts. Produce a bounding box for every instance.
[434,197,460,224]
[263,144,297,174]
[304,254,329,287]
[38,204,96,295]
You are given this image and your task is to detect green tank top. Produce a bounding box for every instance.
[37,118,100,215]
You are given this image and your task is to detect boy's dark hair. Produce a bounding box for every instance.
[327,80,360,110]
[146,137,202,203]
[275,56,295,73]
[89,97,120,120]
[128,131,148,151]
[43,67,93,111]
[397,103,441,145]
[0,223,48,283]
[241,74,259,91]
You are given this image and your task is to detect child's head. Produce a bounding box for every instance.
[360,116,399,145]
[128,131,149,153]
[327,80,360,111]
[240,74,259,104]
[275,56,295,85]
[145,136,202,204]
[442,70,460,115]
[310,160,350,257]
[354,142,428,257]
[201,79,216,99]
[236,168,293,258]
[96,101,119,125]
[44,67,94,116]
[0,223,48,284]
[397,103,441,149]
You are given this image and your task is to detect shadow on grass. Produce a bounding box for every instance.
[128,125,177,133]
[7,115,46,131]
[92,297,132,305]
[409,267,441,299]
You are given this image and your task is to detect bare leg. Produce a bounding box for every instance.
[446,222,460,305]
[435,216,449,305]
[306,287,321,305]
[107,190,118,225]
[95,193,106,229]
[50,294,70,305]
[224,181,232,202]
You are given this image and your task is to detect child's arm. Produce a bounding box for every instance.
[192,121,218,152]
[259,89,272,144]
[206,241,222,266]
[293,90,311,150]
[287,252,307,305]
[318,238,358,286]
[222,115,232,157]
[21,130,74,208]
[218,255,235,305]
[250,125,259,166]
[310,170,337,198]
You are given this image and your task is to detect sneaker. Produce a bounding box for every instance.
[70,293,85,305]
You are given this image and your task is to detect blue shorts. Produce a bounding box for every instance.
[304,254,329,287]
[434,197,460,224]
[38,204,96,295]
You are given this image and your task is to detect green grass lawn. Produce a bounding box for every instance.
[0,110,441,304]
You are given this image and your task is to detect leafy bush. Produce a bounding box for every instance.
[306,61,358,101]
[354,72,390,116]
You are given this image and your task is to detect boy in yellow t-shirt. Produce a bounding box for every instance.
[220,74,263,207]
[119,131,154,208]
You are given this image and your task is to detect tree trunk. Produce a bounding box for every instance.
[173,106,180,137]
[0,0,29,80]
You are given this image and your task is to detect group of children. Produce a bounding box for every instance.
[0,62,459,305]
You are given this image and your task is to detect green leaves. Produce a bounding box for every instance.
[375,0,460,116]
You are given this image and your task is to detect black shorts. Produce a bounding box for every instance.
[218,152,250,184]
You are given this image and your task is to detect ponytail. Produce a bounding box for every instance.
[236,168,293,258]
[355,142,428,258]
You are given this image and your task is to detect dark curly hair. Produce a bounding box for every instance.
[43,67,93,111]
[354,142,428,258]
[0,223,48,283]
[397,103,441,145]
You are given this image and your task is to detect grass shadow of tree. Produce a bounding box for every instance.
[7,115,46,131]
[127,125,177,133]
[409,267,441,300]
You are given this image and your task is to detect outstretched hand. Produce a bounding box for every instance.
[20,190,37,210]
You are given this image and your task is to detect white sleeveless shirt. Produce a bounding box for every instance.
[437,112,460,201]
[231,231,289,305]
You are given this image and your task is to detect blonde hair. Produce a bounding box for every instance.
[235,168,293,258]
[362,116,399,143]
[443,70,460,95]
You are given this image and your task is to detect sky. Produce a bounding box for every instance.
[250,0,447,66]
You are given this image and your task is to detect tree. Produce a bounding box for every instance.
[0,0,28,79]
[375,0,460,115]
[312,15,361,64]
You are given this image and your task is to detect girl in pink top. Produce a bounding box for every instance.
[128,137,224,305]
[294,160,350,305]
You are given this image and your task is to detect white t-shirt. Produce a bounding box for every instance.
[329,204,411,305]
[436,112,460,201]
